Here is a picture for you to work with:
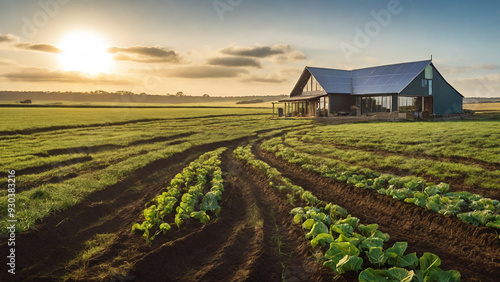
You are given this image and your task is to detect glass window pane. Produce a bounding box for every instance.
[425,65,433,79]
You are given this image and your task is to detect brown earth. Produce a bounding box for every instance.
[0,137,332,281]
[254,145,500,282]
[2,135,499,281]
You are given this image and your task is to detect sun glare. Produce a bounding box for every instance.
[58,31,112,74]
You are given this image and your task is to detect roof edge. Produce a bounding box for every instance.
[306,59,433,72]
[352,59,432,72]
[396,61,432,94]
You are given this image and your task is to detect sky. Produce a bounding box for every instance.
[0,0,499,97]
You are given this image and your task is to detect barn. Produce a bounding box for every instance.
[278,60,463,118]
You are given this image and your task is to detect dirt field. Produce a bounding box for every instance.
[3,135,499,281]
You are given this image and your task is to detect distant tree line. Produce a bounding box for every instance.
[236,99,265,104]
[0,91,287,104]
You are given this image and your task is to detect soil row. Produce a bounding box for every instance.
[254,145,500,282]
[285,141,500,200]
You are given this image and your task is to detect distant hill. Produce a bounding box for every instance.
[0,91,287,104]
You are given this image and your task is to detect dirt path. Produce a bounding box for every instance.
[254,146,500,282]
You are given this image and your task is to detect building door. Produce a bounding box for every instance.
[424,97,433,114]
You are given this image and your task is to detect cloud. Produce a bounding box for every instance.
[15,43,61,54]
[220,43,306,65]
[241,74,287,83]
[164,65,248,78]
[3,66,137,85]
[221,44,293,58]
[274,50,307,63]
[108,46,181,63]
[207,56,261,68]
[0,33,61,53]
[0,34,17,43]
[452,73,500,97]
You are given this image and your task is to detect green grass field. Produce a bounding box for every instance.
[283,121,500,191]
[0,107,309,232]
[0,106,271,132]
[1,106,499,281]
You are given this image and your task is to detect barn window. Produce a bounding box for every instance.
[303,75,325,93]
[425,65,433,79]
[398,96,418,112]
[361,96,392,114]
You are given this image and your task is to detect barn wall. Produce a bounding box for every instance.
[329,94,356,114]
[399,66,462,115]
[432,68,463,115]
[400,71,429,97]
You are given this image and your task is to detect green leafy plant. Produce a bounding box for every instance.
[132,148,226,243]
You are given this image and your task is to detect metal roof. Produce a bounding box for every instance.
[303,60,432,95]
[307,67,352,94]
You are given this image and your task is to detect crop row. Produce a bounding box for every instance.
[286,135,500,190]
[234,145,320,206]
[261,138,500,230]
[233,145,460,281]
[288,121,500,164]
[132,148,226,243]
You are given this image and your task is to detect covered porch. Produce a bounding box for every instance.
[274,94,329,118]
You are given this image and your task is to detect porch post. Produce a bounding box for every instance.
[324,96,326,117]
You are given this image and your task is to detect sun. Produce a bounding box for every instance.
[58,31,112,74]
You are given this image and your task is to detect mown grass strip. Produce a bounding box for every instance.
[293,121,500,164]
[285,137,500,190]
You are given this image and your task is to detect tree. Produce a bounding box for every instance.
[202,94,210,97]
[175,91,185,97]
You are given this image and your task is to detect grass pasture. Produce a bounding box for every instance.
[0,106,499,281]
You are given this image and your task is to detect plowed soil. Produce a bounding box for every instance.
[1,137,499,281]
[254,145,500,282]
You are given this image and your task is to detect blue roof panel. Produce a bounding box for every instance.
[350,60,431,95]
[307,67,352,94]
[299,60,431,96]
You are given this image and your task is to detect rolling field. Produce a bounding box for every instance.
[0,107,499,281]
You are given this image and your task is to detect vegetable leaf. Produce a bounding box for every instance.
[305,221,329,240]
[311,233,334,248]
[367,247,387,266]
[335,254,363,274]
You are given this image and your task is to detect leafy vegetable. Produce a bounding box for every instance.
[311,233,334,248]
[366,247,386,267]
[306,221,329,240]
